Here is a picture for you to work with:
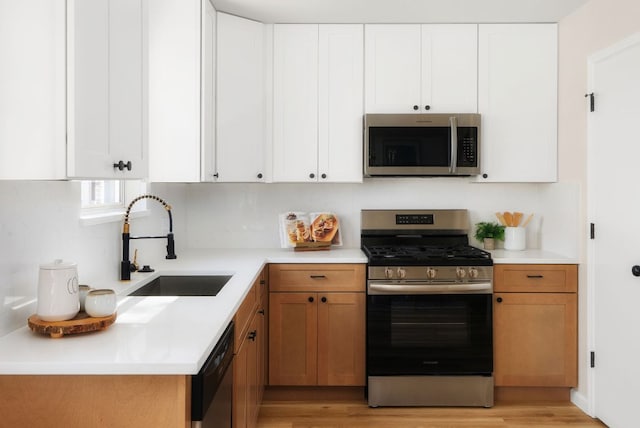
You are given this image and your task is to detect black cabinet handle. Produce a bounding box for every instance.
[526,275,544,279]
[413,105,419,111]
[258,309,265,315]
[257,173,263,179]
[424,105,431,111]
[248,330,257,341]
[308,296,314,303]
[496,297,503,303]
[113,160,132,171]
[482,173,488,179]
[309,173,315,179]
[310,275,326,279]
[213,173,219,178]
[321,173,327,179]
[321,297,327,303]
[632,265,640,277]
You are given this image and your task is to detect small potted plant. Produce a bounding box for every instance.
[474,222,505,250]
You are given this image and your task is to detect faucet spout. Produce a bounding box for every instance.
[121,195,177,281]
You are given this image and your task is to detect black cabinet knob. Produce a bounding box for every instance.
[321,173,327,179]
[309,173,315,179]
[308,296,314,303]
[257,173,263,179]
[321,297,327,303]
[482,173,488,179]
[113,160,132,171]
[632,265,640,277]
[213,173,219,178]
[496,297,503,303]
[413,105,419,111]
[424,105,431,111]
[248,330,257,341]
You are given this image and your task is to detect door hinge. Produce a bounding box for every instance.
[590,351,596,368]
[585,92,595,112]
[590,223,595,239]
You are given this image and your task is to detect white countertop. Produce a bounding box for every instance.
[0,248,367,376]
[0,247,576,376]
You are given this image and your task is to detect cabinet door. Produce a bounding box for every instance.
[148,0,204,183]
[318,25,364,183]
[272,24,319,182]
[317,292,365,386]
[477,24,558,182]
[216,13,265,182]
[67,0,147,179]
[233,329,249,428]
[421,24,477,113]
[269,292,318,385]
[0,0,66,180]
[365,24,422,113]
[494,292,577,387]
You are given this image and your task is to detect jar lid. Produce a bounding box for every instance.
[39,259,77,270]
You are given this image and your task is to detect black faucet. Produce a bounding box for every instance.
[121,195,177,281]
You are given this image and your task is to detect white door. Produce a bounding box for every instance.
[588,33,640,428]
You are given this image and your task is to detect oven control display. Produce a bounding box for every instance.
[396,214,434,225]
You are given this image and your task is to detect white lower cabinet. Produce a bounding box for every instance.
[272,24,364,183]
[477,24,558,183]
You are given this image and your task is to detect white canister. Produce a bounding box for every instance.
[36,259,80,321]
[85,289,117,318]
[504,227,526,251]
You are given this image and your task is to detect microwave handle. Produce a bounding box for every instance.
[449,116,458,174]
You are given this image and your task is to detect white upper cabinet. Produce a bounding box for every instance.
[215,13,266,182]
[0,0,66,180]
[67,0,147,179]
[477,24,558,182]
[273,24,364,183]
[365,24,477,114]
[148,0,210,183]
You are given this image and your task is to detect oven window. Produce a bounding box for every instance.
[367,294,492,376]
[368,127,451,167]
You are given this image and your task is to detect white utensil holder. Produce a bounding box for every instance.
[504,227,526,251]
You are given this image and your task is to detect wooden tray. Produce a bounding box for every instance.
[294,241,331,252]
[28,312,117,338]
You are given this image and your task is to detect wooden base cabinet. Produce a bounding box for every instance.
[233,268,268,428]
[493,264,578,388]
[269,264,366,386]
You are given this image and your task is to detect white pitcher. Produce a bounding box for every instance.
[36,259,80,321]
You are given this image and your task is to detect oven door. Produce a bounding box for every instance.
[367,292,492,376]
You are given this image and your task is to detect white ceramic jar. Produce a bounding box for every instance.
[504,227,526,251]
[84,289,117,318]
[36,259,80,321]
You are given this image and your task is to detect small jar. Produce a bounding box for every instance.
[84,289,117,318]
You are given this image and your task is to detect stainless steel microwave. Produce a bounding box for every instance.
[364,113,481,177]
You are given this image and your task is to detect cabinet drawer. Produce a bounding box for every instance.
[234,279,258,352]
[269,264,365,292]
[494,264,577,293]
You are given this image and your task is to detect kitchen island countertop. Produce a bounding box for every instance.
[0,248,366,376]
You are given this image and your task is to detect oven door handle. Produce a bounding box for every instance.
[367,281,493,295]
[449,116,458,174]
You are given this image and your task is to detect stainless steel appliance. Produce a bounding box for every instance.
[361,209,494,407]
[192,322,234,428]
[364,113,481,176]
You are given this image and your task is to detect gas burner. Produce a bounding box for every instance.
[363,244,492,267]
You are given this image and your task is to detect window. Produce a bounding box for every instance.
[80,180,147,225]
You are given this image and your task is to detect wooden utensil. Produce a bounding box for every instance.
[513,212,524,227]
[495,212,507,226]
[503,212,514,227]
[522,213,534,228]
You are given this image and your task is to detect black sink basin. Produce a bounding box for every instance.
[129,275,232,296]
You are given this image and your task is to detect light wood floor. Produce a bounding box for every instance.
[257,400,607,428]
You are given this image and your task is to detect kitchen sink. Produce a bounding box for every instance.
[128,275,232,296]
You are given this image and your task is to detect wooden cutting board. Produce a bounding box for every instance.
[28,312,117,338]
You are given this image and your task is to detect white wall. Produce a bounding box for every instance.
[558,0,640,413]
[0,179,578,337]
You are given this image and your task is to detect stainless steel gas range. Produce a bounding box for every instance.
[361,209,494,408]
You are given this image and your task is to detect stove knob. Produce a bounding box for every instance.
[456,267,467,279]
[385,267,394,279]
[426,267,437,279]
[468,267,479,279]
[397,267,407,279]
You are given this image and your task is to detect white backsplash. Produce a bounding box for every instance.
[0,178,579,336]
